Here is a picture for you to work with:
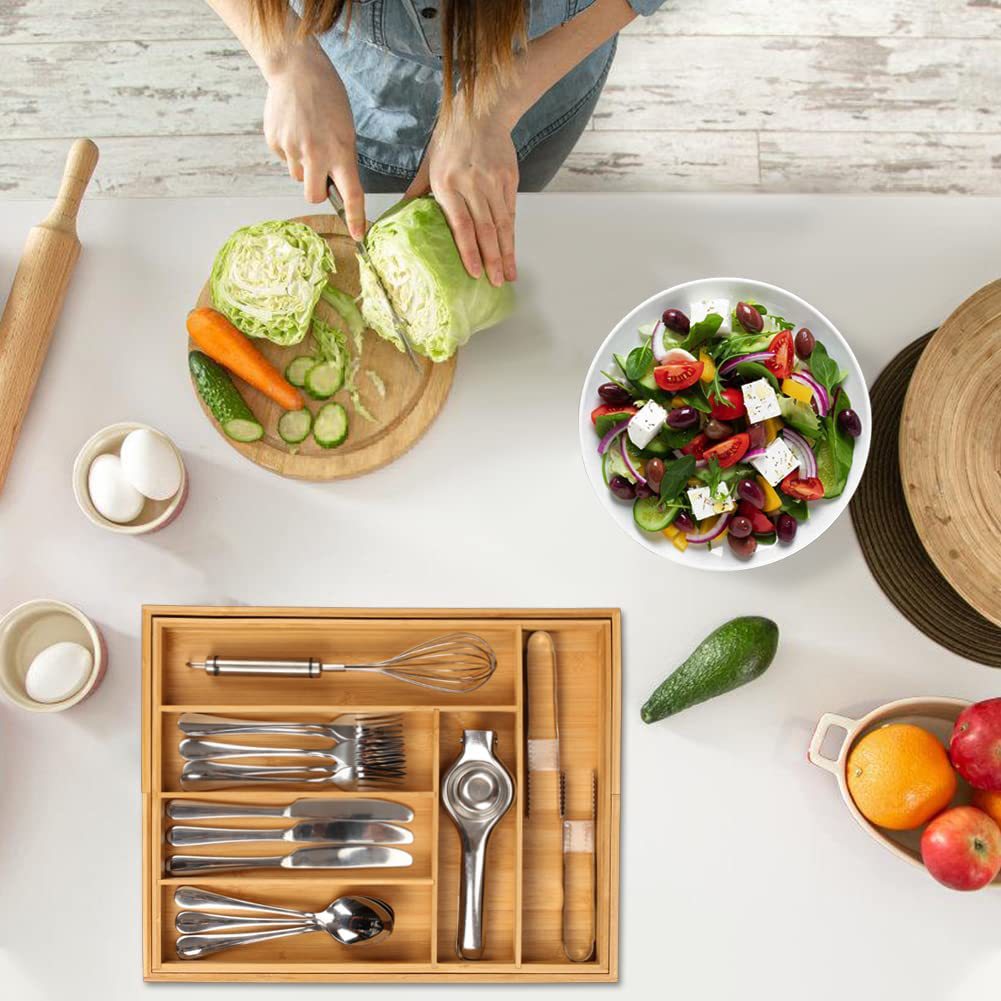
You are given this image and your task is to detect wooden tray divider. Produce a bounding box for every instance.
[513,624,526,968]
[430,708,441,966]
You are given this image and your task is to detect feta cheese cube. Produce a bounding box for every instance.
[741,378,782,424]
[690,297,732,335]
[626,400,666,450]
[750,437,800,486]
[687,482,736,522]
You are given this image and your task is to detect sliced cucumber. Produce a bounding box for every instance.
[189,351,264,443]
[278,408,313,445]
[632,496,679,533]
[285,355,316,388]
[304,358,345,400]
[313,402,349,449]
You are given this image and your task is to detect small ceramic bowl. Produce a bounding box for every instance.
[0,599,107,712]
[72,422,188,535]
[807,696,997,882]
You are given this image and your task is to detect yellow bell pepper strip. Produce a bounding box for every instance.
[672,533,689,552]
[781,377,813,406]
[662,524,680,540]
[762,417,783,444]
[699,351,715,383]
[757,475,782,513]
[699,515,728,541]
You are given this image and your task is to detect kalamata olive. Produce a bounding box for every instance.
[795,327,815,358]
[837,407,862,438]
[597,382,633,407]
[747,423,767,450]
[737,478,766,509]
[729,515,753,539]
[662,308,690,334]
[776,512,797,543]
[645,457,665,492]
[727,533,758,559]
[704,418,732,441]
[675,511,695,533]
[736,301,764,333]
[609,475,635,500]
[667,406,699,430]
[635,480,654,499]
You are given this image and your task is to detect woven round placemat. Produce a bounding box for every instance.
[850,333,1001,667]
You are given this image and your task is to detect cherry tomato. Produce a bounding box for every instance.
[702,432,750,469]
[738,499,776,535]
[765,330,794,380]
[780,473,824,500]
[709,386,746,421]
[654,359,704,392]
[590,404,636,425]
[680,432,710,460]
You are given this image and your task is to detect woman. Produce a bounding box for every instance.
[209,0,661,287]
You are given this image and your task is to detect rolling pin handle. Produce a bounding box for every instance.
[43,139,100,237]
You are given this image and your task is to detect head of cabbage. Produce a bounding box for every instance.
[359,198,514,362]
[211,220,334,346]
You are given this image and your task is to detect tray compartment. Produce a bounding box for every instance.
[158,878,432,970]
[159,708,435,794]
[157,617,519,707]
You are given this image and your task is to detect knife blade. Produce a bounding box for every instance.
[165,845,413,876]
[326,177,421,371]
[165,798,414,823]
[167,819,414,848]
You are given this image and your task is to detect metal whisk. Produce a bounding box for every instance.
[187,632,497,695]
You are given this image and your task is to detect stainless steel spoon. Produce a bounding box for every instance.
[175,894,394,959]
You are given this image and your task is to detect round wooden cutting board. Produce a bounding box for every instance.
[900,279,1001,626]
[190,213,455,480]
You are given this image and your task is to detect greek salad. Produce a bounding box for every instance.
[591,297,862,560]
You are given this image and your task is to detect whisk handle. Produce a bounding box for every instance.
[188,658,322,678]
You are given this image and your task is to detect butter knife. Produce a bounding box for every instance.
[326,178,421,371]
[165,798,413,823]
[167,819,413,848]
[165,844,412,875]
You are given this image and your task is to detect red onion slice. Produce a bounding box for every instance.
[718,351,774,376]
[790,371,830,416]
[781,428,817,479]
[686,510,733,544]
[620,435,647,485]
[597,419,630,456]
[744,447,767,460]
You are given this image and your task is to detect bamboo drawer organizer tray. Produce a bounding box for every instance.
[142,606,621,983]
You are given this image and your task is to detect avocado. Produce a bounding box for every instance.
[641,616,779,722]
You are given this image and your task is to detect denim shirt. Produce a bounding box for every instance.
[304,0,663,177]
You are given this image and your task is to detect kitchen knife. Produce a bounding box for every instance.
[325,177,421,371]
[165,844,413,876]
[165,798,413,823]
[167,819,413,848]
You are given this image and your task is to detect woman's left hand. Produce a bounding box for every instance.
[405,96,518,287]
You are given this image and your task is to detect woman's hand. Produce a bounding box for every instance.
[405,94,518,286]
[263,39,366,240]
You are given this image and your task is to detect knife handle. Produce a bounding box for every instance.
[166,854,282,876]
[561,835,596,963]
[168,825,287,847]
[167,800,283,821]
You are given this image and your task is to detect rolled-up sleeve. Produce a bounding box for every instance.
[626,0,666,14]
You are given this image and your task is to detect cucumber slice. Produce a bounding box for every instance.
[304,359,345,400]
[277,408,313,445]
[632,496,679,533]
[189,351,264,443]
[313,402,349,449]
[285,355,316,388]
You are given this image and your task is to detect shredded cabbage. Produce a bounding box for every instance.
[359,198,514,362]
[211,220,334,346]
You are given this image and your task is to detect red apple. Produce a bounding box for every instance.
[950,698,1001,789]
[921,806,1001,891]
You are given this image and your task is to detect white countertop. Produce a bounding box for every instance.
[1,194,1000,1000]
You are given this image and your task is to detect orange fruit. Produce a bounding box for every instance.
[846,723,957,830]
[971,788,1001,828]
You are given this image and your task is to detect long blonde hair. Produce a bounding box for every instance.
[252,0,527,118]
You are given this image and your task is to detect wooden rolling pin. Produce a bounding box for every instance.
[0,138,99,495]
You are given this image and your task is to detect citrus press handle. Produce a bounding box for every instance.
[458,830,488,960]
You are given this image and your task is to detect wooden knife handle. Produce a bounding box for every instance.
[0,139,99,495]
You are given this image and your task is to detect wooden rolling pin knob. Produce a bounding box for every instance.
[0,138,99,495]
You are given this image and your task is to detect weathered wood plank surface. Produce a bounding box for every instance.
[1,1,1000,196]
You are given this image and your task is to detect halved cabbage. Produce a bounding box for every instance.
[359,198,514,362]
[210,220,334,346]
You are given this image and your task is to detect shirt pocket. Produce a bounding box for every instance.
[528,0,577,39]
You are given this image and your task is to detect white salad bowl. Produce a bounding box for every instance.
[578,278,871,571]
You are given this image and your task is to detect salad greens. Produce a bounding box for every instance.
[211,220,334,346]
[359,197,514,362]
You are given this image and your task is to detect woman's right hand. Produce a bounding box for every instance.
[262,40,366,240]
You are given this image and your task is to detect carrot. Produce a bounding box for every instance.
[186,307,303,411]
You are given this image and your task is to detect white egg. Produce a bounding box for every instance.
[119,428,182,501]
[88,453,146,523]
[25,640,93,703]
